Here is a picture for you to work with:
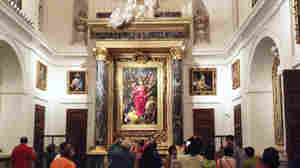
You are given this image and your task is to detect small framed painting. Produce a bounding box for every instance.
[232,59,241,89]
[36,61,47,91]
[67,71,88,94]
[190,68,217,96]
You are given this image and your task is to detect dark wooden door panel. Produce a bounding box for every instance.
[193,109,215,143]
[34,104,45,168]
[34,104,45,153]
[234,104,242,148]
[283,70,300,162]
[66,109,88,166]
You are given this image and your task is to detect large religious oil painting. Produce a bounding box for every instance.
[116,62,164,131]
[190,68,216,96]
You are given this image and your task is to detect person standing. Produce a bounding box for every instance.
[225,135,246,168]
[11,137,37,168]
[243,147,257,168]
[217,147,236,168]
[258,147,280,168]
[50,142,76,168]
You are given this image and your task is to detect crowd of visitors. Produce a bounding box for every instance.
[10,135,282,168]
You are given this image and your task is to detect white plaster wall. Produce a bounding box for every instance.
[41,0,236,50]
[227,0,293,153]
[22,0,40,29]
[0,41,32,153]
[182,57,234,140]
[238,0,252,27]
[197,0,235,49]
[42,0,80,51]
[248,93,275,154]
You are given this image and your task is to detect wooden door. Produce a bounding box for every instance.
[193,109,215,143]
[33,105,45,167]
[66,109,88,166]
[34,105,45,152]
[234,104,243,148]
[283,70,300,163]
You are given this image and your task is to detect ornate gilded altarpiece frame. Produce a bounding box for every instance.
[88,17,191,152]
[293,0,300,43]
[95,40,186,151]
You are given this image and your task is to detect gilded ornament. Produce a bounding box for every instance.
[169,47,184,60]
[93,47,111,62]
[132,51,150,64]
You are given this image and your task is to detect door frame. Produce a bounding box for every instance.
[193,108,215,142]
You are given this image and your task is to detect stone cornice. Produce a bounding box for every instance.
[0,0,286,65]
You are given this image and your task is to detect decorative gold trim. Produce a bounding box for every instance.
[272,56,284,147]
[190,68,217,96]
[232,59,241,89]
[36,61,47,91]
[293,0,300,43]
[169,47,184,60]
[67,70,88,94]
[132,51,151,64]
[93,47,111,62]
[96,40,185,49]
[116,61,164,131]
[86,17,193,26]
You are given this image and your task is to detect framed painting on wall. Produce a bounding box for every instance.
[190,68,217,96]
[36,61,47,91]
[116,61,164,131]
[232,59,241,89]
[67,71,88,94]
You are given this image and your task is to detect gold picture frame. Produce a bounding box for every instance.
[232,59,241,89]
[116,61,164,131]
[293,0,300,43]
[67,70,88,94]
[36,61,47,91]
[190,68,217,96]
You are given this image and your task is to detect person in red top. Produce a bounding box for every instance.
[11,137,37,168]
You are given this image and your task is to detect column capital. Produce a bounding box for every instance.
[92,47,111,62]
[169,47,184,60]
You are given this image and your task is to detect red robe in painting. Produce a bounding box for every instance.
[133,85,147,116]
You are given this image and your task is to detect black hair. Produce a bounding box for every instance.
[226,135,234,142]
[224,146,234,157]
[59,142,72,157]
[190,139,202,156]
[244,147,255,158]
[46,144,56,153]
[168,145,177,155]
[20,137,28,144]
[262,147,280,168]
[204,144,215,160]
[60,142,67,152]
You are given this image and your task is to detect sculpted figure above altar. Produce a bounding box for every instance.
[109,0,160,28]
